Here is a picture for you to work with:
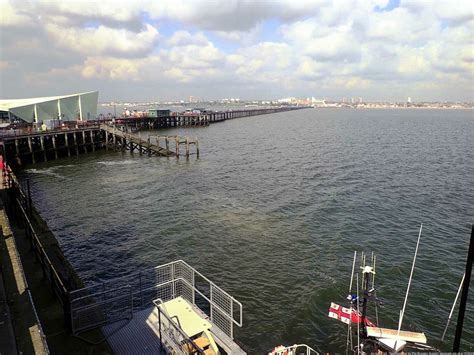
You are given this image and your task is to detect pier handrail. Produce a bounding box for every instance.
[69,259,243,339]
[153,299,205,355]
[271,344,320,355]
[16,200,68,297]
[3,164,69,300]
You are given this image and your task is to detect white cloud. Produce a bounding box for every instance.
[45,23,159,56]
[166,31,209,47]
[0,0,32,26]
[1,0,473,101]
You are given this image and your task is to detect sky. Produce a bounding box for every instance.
[0,0,473,102]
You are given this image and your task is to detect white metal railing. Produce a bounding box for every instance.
[69,260,243,339]
[152,299,204,355]
[270,344,319,355]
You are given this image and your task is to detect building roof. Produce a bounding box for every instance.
[0,91,98,111]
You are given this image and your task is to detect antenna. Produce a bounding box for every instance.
[346,251,357,355]
[356,273,360,355]
[395,223,423,349]
[441,273,465,341]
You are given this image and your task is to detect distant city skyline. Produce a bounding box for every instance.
[1,0,473,102]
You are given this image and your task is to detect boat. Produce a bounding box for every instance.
[328,248,438,353]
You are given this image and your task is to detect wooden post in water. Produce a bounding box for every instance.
[90,130,95,152]
[185,137,190,158]
[73,133,79,155]
[52,135,58,159]
[82,131,87,153]
[175,137,179,158]
[40,136,47,162]
[165,137,169,153]
[453,224,474,351]
[65,133,71,156]
[195,137,199,158]
[15,139,20,161]
[28,137,35,164]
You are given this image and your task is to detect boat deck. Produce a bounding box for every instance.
[102,304,246,355]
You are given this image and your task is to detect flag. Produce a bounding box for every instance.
[328,302,376,326]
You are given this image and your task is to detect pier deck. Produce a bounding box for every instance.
[101,124,199,158]
[102,304,246,355]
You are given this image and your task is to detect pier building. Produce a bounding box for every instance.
[0,91,99,125]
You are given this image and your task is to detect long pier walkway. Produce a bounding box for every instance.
[115,106,307,129]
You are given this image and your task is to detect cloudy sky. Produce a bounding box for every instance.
[0,0,473,102]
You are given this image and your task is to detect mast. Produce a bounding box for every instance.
[453,224,473,351]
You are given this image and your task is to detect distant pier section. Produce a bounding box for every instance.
[0,104,305,165]
[113,106,305,129]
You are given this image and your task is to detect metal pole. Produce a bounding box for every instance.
[158,308,163,352]
[453,224,474,351]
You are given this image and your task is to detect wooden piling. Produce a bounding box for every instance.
[52,135,58,160]
[28,137,35,164]
[90,130,95,152]
[65,133,71,156]
[82,131,87,153]
[73,133,79,155]
[40,136,47,162]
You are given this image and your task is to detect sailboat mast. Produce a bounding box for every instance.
[361,267,370,337]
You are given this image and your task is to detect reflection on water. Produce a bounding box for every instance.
[22,109,474,352]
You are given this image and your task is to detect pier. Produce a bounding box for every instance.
[0,125,102,166]
[112,106,306,129]
[102,124,199,158]
[0,107,304,165]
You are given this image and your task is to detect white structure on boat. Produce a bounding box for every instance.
[0,91,98,123]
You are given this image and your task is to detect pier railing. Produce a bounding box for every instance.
[69,260,243,340]
[271,344,320,355]
[1,164,59,352]
[153,299,205,355]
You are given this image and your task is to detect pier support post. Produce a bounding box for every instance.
[165,137,169,153]
[28,137,35,164]
[175,137,179,158]
[90,130,95,152]
[65,133,71,157]
[195,138,199,158]
[52,135,58,160]
[40,136,47,162]
[15,138,20,157]
[73,133,79,155]
[82,131,87,153]
[185,137,190,158]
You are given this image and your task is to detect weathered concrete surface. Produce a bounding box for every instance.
[0,200,48,354]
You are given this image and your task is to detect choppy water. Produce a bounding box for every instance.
[21,108,474,352]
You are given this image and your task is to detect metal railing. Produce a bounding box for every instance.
[0,124,101,138]
[270,344,319,355]
[1,164,51,352]
[2,164,70,314]
[153,299,204,355]
[69,260,243,340]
